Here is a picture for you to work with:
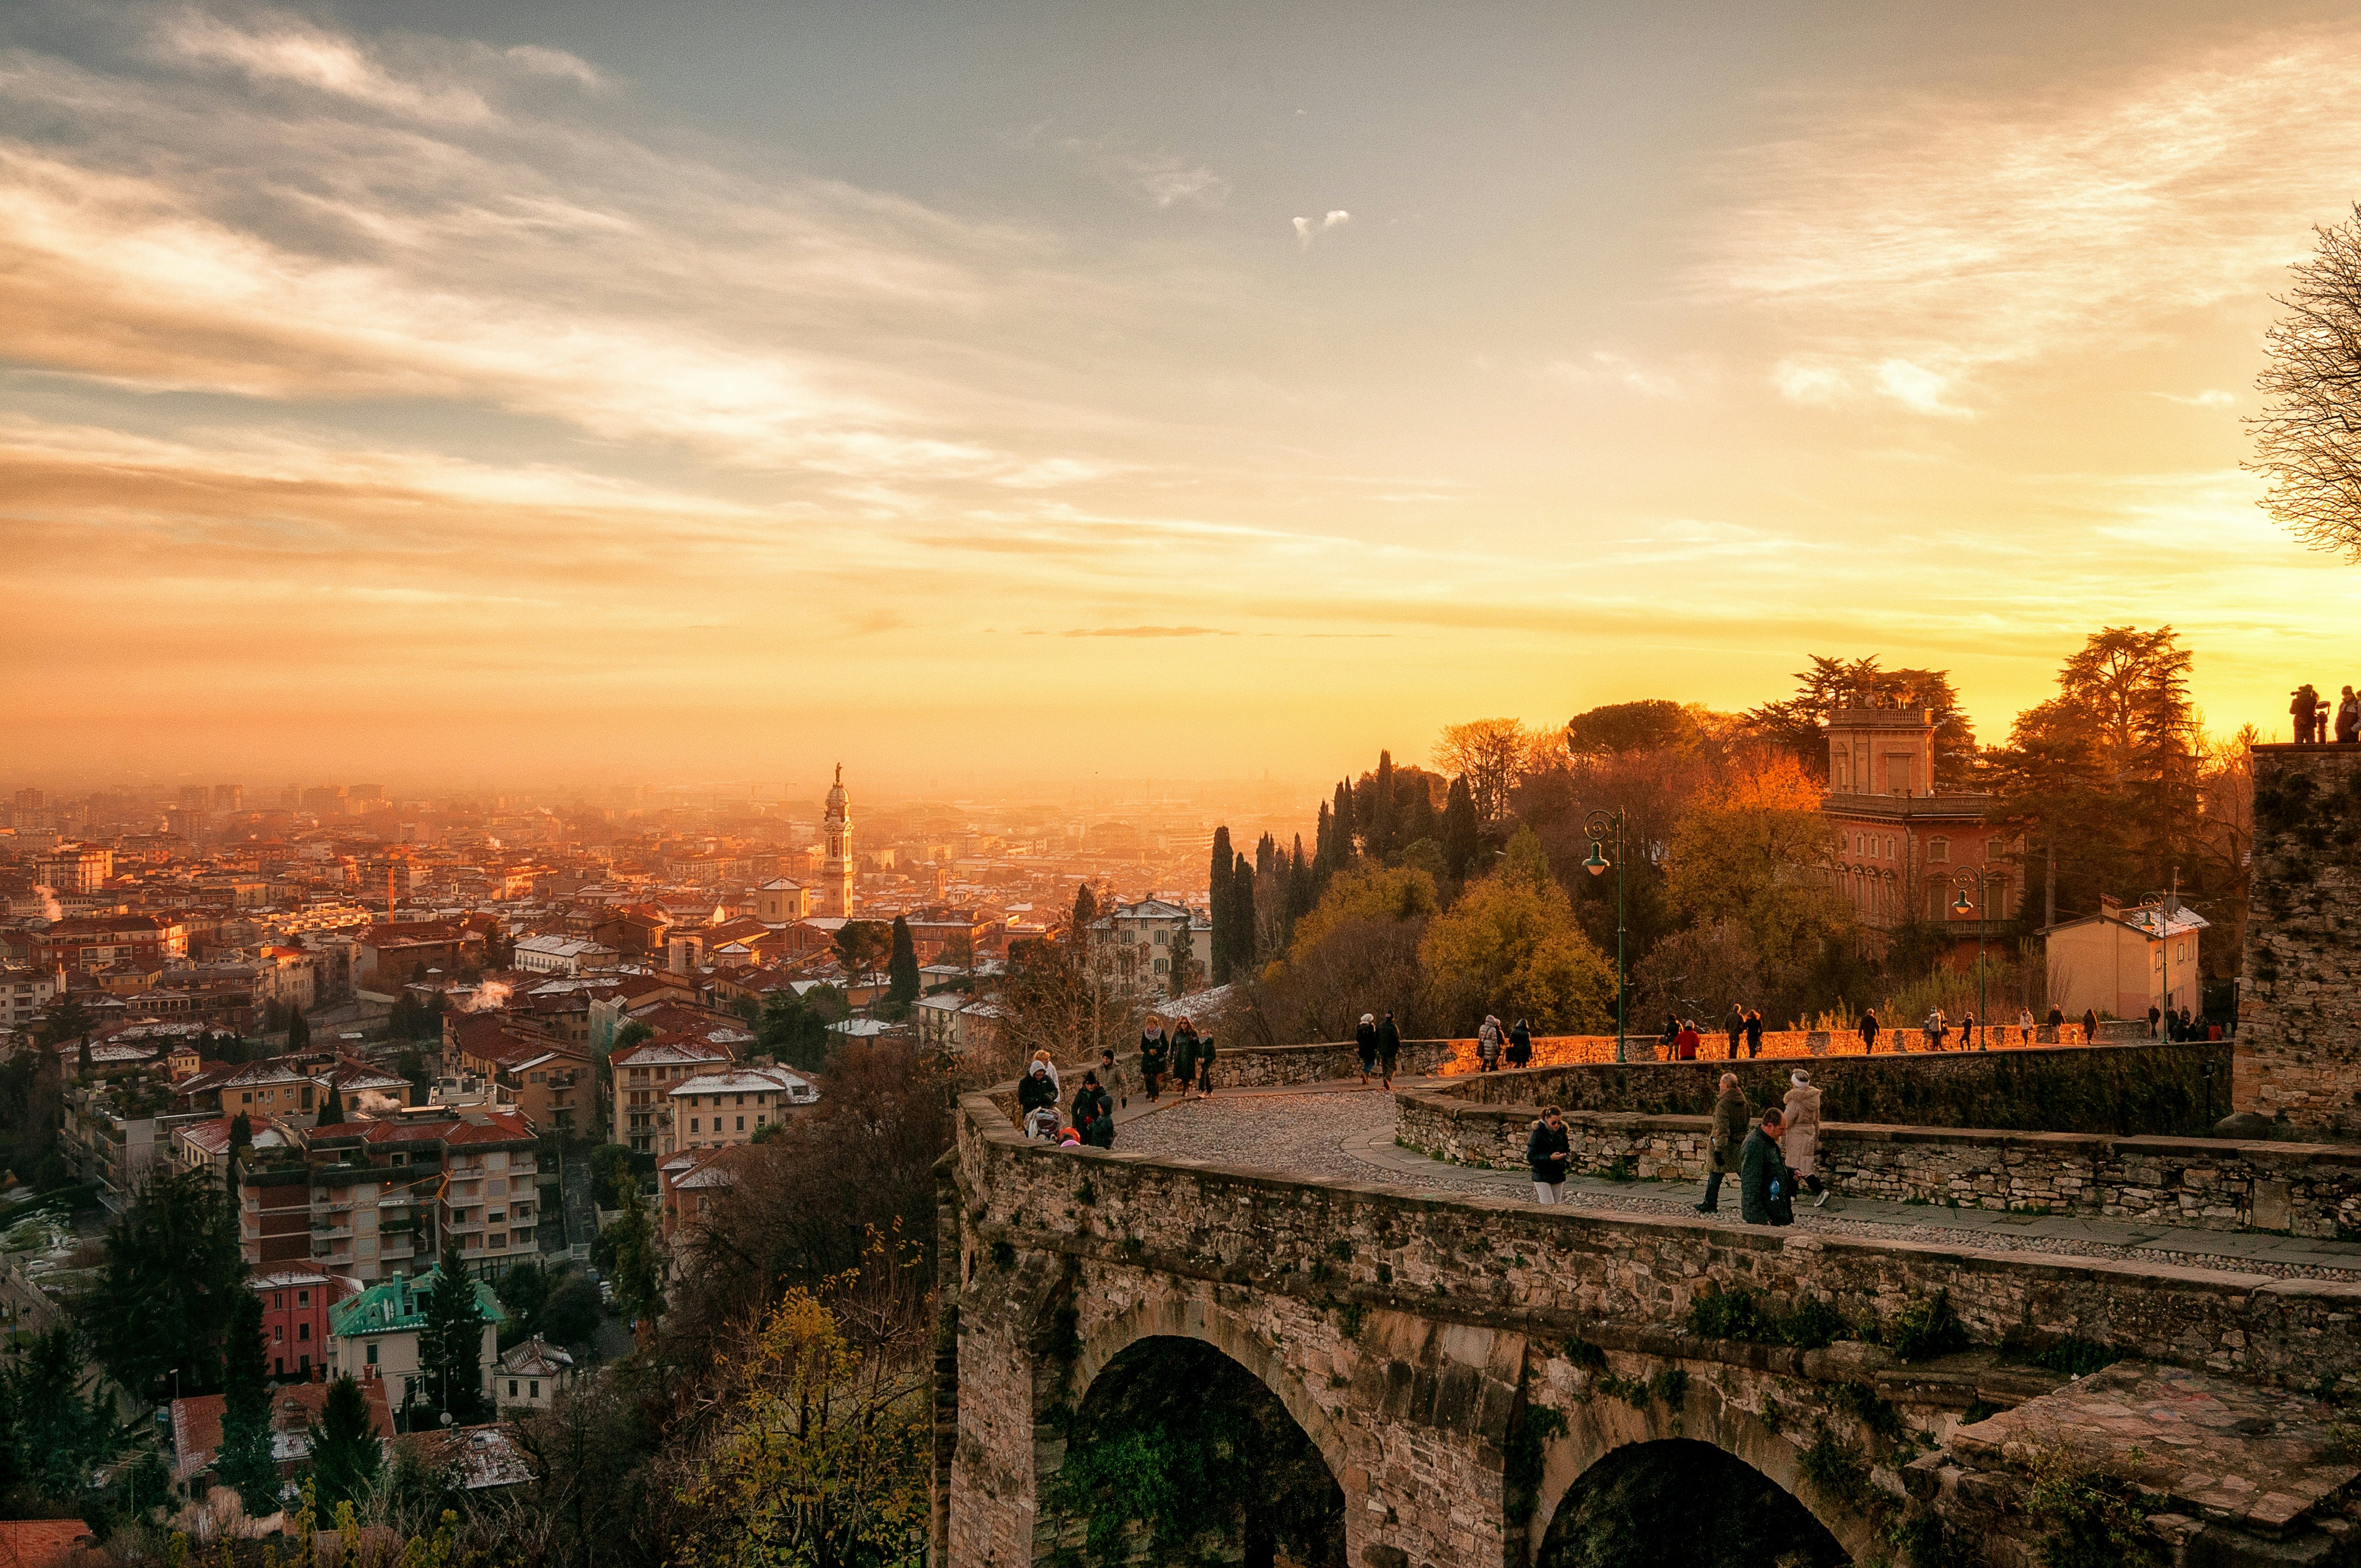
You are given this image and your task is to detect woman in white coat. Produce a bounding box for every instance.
[1781,1069,1827,1207]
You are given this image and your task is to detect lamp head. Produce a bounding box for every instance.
[1952,889,1973,914]
[1582,844,1609,876]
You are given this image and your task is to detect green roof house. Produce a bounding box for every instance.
[326,1267,503,1415]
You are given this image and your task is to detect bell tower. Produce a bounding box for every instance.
[823,765,855,917]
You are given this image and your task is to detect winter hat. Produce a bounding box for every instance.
[1791,1070,1810,1087]
[1361,1013,1375,1025]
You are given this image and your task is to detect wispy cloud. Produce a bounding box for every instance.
[1540,351,1683,399]
[1058,136,1229,208]
[2153,388,2238,407]
[1292,209,1349,248]
[1060,625,1234,638]
[1700,33,2361,415]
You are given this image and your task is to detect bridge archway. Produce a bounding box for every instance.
[1043,1329,1346,1568]
[1536,1439,1846,1566]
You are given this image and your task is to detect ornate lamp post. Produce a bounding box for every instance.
[1946,870,2001,1050]
[1582,810,1628,1063]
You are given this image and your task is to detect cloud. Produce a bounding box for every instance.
[1292,209,1350,248]
[1059,138,1229,208]
[1060,625,1233,638]
[2153,389,2238,407]
[1540,351,1682,399]
[1700,31,2361,414]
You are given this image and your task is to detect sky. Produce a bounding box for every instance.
[6,0,2361,794]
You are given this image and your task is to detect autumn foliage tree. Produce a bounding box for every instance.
[1419,830,1614,1032]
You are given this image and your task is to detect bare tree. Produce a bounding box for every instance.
[1434,719,1554,825]
[2250,204,2361,558]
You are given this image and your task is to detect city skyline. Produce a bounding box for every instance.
[7,1,2361,785]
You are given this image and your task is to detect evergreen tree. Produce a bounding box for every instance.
[317,1085,343,1127]
[306,1374,383,1512]
[1229,854,1258,977]
[1207,828,1234,983]
[1400,771,1438,848]
[1310,803,1335,892]
[1069,881,1099,933]
[215,1290,280,1516]
[83,1165,245,1400]
[420,1267,489,1425]
[1369,750,1397,861]
[1443,776,1480,883]
[286,1008,309,1051]
[75,1037,91,1077]
[886,917,921,1006]
[1287,837,1315,931]
[1255,833,1277,876]
[1332,780,1358,869]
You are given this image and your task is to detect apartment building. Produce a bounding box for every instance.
[667,1064,816,1151]
[610,1034,736,1155]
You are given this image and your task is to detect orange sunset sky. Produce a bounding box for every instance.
[4,1,2361,792]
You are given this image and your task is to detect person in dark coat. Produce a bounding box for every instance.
[1859,1009,1880,1055]
[2082,1007,2099,1043]
[1140,1024,1169,1102]
[1376,1012,1401,1088]
[1070,1071,1111,1135]
[1660,1013,1680,1061]
[1739,1108,1792,1226]
[1724,1004,1744,1060]
[1017,1061,1057,1137]
[1527,1106,1571,1204]
[1698,1072,1748,1215]
[1085,1106,1116,1148]
[1506,1019,1533,1069]
[1195,1033,1218,1096]
[1171,1022,1201,1098]
[1356,1014,1380,1084]
[1743,1009,1765,1059]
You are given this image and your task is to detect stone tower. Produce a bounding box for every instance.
[822,764,855,918]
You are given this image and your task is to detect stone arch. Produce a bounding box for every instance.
[1061,1289,1350,1480]
[1525,1369,1883,1564]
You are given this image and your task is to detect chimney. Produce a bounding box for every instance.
[2098,895,2123,920]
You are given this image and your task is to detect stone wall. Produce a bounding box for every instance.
[1396,1092,2361,1236]
[1207,1038,1459,1088]
[1438,1038,2233,1135]
[2238,742,2361,1138]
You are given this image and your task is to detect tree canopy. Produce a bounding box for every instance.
[1420,829,1614,1032]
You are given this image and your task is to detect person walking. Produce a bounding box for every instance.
[1477,1015,1505,1072]
[1098,1046,1128,1109]
[1739,1108,1792,1226]
[1859,1009,1880,1055]
[1506,1019,1533,1069]
[2046,1004,2065,1039]
[1195,1032,1218,1097]
[2082,1006,2099,1044]
[1698,1072,1748,1215]
[1781,1069,1827,1206]
[1140,1023,1169,1103]
[2295,684,2322,743]
[1724,1003,1745,1060]
[2147,1003,2163,1039]
[1376,1011,1401,1088]
[2339,685,2361,744]
[1527,1105,1571,1205]
[1356,1013,1380,1085]
[1961,1011,1979,1051]
[1743,1009,1765,1059]
[1923,1008,1946,1052]
[1674,1019,1700,1060]
[1170,1022,1200,1099]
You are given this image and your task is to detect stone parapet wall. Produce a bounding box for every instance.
[1396,1092,2361,1237]
[1207,1038,1459,1087]
[2238,743,2361,1138]
[1434,1038,2233,1135]
[954,1095,2361,1389]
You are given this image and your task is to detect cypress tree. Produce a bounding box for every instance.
[1070,881,1099,931]
[1207,828,1234,983]
[1443,776,1479,883]
[1288,837,1314,928]
[1255,832,1277,876]
[317,1085,343,1127]
[307,1374,383,1512]
[1230,853,1257,976]
[1370,750,1397,861]
[286,1008,309,1051]
[1311,803,1334,891]
[1332,781,1358,868]
[887,916,921,1005]
[216,1290,280,1516]
[1401,771,1438,847]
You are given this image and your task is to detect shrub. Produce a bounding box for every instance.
[2023,1446,2163,1568]
[1886,1291,1969,1363]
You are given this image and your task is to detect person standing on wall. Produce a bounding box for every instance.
[1782,1069,1827,1207]
[1859,1009,1880,1055]
[1377,1011,1401,1089]
[1740,1108,1791,1226]
[1698,1072,1748,1215]
[1527,1105,1570,1205]
[1356,1012,1379,1085]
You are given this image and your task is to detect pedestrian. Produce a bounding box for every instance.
[1195,1032,1218,1096]
[1859,1009,1880,1055]
[1356,1012,1379,1085]
[1070,1070,1111,1136]
[1170,1021,1201,1099]
[1724,1002,1744,1060]
[1744,1009,1764,1059]
[2046,1004,2065,1036]
[1018,1060,1058,1139]
[1675,1019,1700,1060]
[1140,1022,1169,1102]
[1527,1104,1571,1205]
[2082,1006,2099,1043]
[1739,1108,1792,1226]
[2018,1006,2034,1035]
[1477,1014,1505,1072]
[1660,1012,1680,1061]
[1960,1011,1978,1052]
[1377,1011,1401,1088]
[2340,686,2361,744]
[1507,1019,1533,1069]
[1029,1049,1062,1099]
[2147,1003,2162,1039]
[2295,684,2322,743]
[1098,1046,1128,1109]
[1782,1069,1827,1207]
[1086,1103,1116,1149]
[1698,1071,1747,1215]
[2178,1005,2194,1039]
[1923,1008,1946,1052]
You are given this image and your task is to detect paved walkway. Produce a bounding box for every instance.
[1102,1080,2361,1283]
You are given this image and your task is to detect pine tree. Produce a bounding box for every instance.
[1229,853,1258,977]
[216,1289,281,1516]
[286,1008,310,1051]
[887,917,921,1006]
[421,1267,489,1425]
[306,1374,383,1511]
[1370,750,1397,861]
[317,1086,343,1127]
[1443,775,1480,883]
[1207,828,1234,983]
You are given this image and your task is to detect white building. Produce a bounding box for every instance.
[513,935,618,976]
[494,1336,575,1411]
[668,1065,818,1151]
[0,966,60,1045]
[1088,899,1211,994]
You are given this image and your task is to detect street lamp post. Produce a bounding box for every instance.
[1582,810,1628,1063]
[1946,871,2000,1050]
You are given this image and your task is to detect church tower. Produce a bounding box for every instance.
[823,765,855,917]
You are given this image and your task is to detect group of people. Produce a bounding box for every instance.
[1137,1017,1216,1102]
[1473,1015,1533,1071]
[1018,1048,1123,1148]
[1657,1008,1766,1060]
[1354,1012,1405,1085]
[2291,683,2361,743]
[1525,1068,1830,1225]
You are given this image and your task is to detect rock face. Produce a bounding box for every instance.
[2239,744,2361,1140]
